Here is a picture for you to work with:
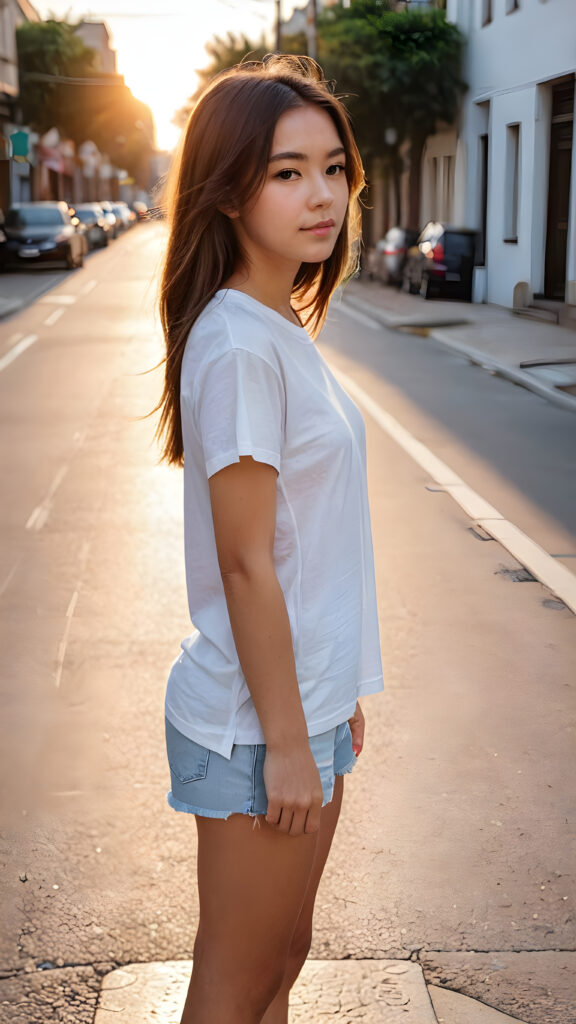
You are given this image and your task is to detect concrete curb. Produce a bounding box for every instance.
[339,295,576,417]
[428,328,576,417]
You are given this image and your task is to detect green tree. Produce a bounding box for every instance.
[16,19,154,186]
[16,19,97,134]
[318,0,466,227]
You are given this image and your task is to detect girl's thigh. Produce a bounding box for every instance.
[194,811,319,969]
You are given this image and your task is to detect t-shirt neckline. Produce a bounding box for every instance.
[215,288,313,343]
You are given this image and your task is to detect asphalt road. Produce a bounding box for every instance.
[0,222,574,1024]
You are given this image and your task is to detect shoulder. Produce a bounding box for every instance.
[182,292,284,397]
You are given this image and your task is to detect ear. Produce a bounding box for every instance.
[218,206,240,220]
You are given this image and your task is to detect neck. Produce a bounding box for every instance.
[222,251,302,325]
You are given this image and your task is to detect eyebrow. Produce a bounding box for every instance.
[269,146,346,163]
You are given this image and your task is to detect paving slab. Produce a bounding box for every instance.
[420,952,576,1024]
[93,959,439,1023]
[428,985,530,1024]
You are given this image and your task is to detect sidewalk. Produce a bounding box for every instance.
[93,958,538,1024]
[338,277,576,416]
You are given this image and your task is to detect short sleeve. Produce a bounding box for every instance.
[193,348,285,479]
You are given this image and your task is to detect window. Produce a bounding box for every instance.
[504,123,520,242]
[505,0,520,12]
[481,0,492,26]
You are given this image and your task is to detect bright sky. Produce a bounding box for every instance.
[32,0,298,150]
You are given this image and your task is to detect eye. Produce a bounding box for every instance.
[275,168,300,181]
[326,163,346,176]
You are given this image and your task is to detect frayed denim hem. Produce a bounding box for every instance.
[167,790,267,821]
[335,755,357,776]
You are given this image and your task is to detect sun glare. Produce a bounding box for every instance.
[31,0,276,154]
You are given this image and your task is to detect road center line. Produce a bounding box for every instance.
[0,334,38,373]
[43,308,65,326]
[54,588,79,688]
[25,463,69,531]
[79,279,98,296]
[331,365,576,615]
[0,558,21,600]
[39,294,77,305]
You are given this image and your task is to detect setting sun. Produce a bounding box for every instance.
[31,0,279,152]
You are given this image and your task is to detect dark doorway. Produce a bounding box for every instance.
[479,133,489,266]
[544,78,574,300]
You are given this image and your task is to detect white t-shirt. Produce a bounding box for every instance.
[165,288,384,758]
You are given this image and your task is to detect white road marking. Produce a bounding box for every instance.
[53,541,91,688]
[79,279,97,296]
[25,464,69,531]
[43,308,65,326]
[78,539,91,573]
[54,588,79,689]
[0,334,38,373]
[38,294,77,305]
[332,366,576,615]
[335,301,381,331]
[0,558,21,599]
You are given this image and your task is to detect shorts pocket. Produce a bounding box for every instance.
[165,718,210,783]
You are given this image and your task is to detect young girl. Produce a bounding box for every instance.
[155,54,383,1024]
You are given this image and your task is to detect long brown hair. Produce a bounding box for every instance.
[154,54,365,467]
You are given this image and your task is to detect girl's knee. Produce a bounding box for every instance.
[287,923,313,972]
[191,939,287,1014]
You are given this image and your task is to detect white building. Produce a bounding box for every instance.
[74,21,117,74]
[421,0,576,315]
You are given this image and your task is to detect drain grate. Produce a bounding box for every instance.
[495,565,537,583]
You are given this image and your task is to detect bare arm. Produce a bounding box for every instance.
[209,455,323,836]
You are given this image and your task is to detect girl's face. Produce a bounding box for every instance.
[232,104,350,271]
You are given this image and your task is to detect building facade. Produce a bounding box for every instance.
[421,0,576,312]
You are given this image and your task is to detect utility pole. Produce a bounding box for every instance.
[306,0,318,60]
[275,0,282,52]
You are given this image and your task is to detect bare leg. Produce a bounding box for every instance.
[180,810,319,1024]
[260,774,345,1024]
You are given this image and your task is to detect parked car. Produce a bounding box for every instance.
[402,221,479,301]
[369,227,419,285]
[130,200,149,221]
[0,201,86,270]
[111,202,135,231]
[99,200,121,238]
[71,203,111,249]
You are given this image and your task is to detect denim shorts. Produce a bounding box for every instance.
[165,717,356,820]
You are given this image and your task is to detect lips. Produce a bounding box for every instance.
[303,219,335,231]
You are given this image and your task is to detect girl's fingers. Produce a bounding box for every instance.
[265,800,282,826]
[349,702,365,756]
[276,806,294,834]
[304,804,321,835]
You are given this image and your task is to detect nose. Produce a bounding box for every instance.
[307,170,335,210]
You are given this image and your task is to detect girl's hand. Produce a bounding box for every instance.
[263,745,324,838]
[348,701,365,758]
